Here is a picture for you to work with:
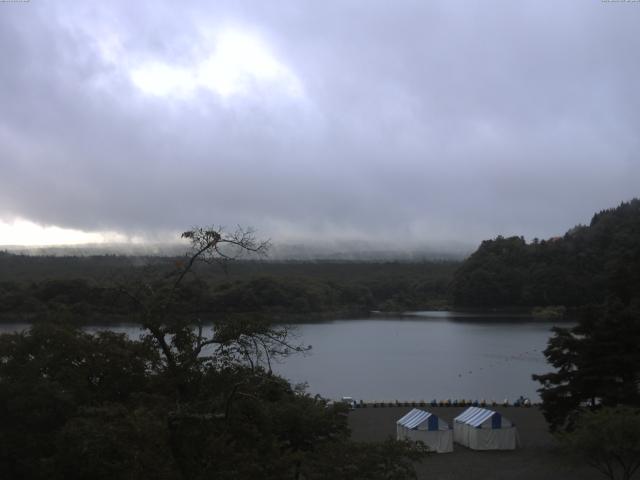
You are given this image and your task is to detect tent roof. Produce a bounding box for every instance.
[454,407,501,427]
[397,409,435,429]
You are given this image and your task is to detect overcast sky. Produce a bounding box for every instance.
[1,0,639,251]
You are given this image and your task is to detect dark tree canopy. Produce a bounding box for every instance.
[451,199,640,309]
[562,406,640,480]
[533,301,640,431]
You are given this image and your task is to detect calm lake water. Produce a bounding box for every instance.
[0,311,566,402]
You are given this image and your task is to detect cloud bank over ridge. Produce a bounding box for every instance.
[1,1,639,250]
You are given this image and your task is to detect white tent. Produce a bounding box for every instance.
[396,408,453,453]
[453,406,519,450]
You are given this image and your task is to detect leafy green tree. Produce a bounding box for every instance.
[0,321,161,479]
[301,438,429,480]
[55,404,178,480]
[562,407,640,480]
[534,301,640,431]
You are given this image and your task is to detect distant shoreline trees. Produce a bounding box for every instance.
[0,255,456,322]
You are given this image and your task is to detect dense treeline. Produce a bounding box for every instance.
[0,256,457,320]
[498,200,640,450]
[0,321,427,479]
[451,199,640,308]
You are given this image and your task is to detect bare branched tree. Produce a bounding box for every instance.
[117,226,309,404]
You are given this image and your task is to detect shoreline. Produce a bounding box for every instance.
[344,399,541,408]
[0,307,577,325]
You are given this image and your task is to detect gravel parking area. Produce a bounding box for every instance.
[348,406,601,480]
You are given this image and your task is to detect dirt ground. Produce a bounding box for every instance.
[348,406,602,480]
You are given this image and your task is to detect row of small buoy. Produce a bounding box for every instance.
[458,349,544,377]
[343,397,535,408]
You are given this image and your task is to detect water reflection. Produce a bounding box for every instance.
[274,313,567,401]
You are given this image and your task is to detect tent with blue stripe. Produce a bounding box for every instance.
[453,407,519,450]
[396,408,453,453]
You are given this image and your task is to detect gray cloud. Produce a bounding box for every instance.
[1,0,639,250]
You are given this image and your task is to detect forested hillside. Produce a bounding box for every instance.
[0,254,457,321]
[451,199,640,308]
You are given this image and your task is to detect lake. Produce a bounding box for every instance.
[0,311,566,402]
[273,311,564,402]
